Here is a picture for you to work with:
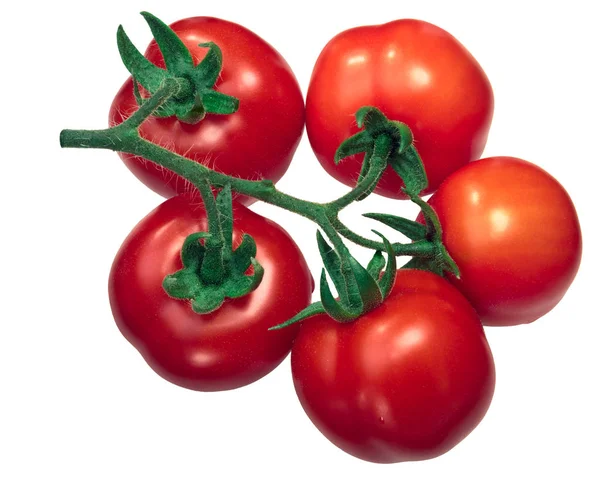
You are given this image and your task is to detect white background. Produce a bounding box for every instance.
[2,1,599,477]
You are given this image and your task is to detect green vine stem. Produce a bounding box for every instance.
[61,71,458,324]
[61,80,420,258]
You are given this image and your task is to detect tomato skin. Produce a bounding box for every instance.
[306,19,493,198]
[422,156,582,326]
[109,17,305,203]
[291,269,495,463]
[108,194,312,391]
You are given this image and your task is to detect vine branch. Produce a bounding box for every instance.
[60,81,424,257]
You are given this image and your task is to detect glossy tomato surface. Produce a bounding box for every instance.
[306,19,493,198]
[423,156,582,326]
[109,194,313,391]
[292,269,495,463]
[110,17,305,202]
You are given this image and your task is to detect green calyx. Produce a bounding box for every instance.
[117,11,239,124]
[360,192,459,278]
[402,191,460,278]
[335,106,428,196]
[336,107,458,278]
[270,230,397,330]
[162,185,264,314]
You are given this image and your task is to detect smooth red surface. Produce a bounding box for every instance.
[422,157,582,326]
[291,269,495,463]
[306,19,494,198]
[109,194,313,391]
[109,17,305,203]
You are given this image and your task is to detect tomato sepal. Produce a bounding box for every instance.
[347,255,383,313]
[162,231,264,314]
[117,12,239,124]
[161,185,264,314]
[401,256,443,276]
[371,230,397,298]
[366,251,385,278]
[316,230,349,303]
[335,107,413,165]
[389,145,428,196]
[317,230,381,319]
[319,268,363,322]
[363,213,427,241]
[140,11,194,74]
[272,230,397,329]
[334,130,373,165]
[334,107,427,198]
[406,190,461,278]
[268,302,327,331]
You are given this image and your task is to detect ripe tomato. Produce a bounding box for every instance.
[291,269,495,463]
[109,16,304,202]
[306,19,493,198]
[109,193,313,391]
[421,156,582,326]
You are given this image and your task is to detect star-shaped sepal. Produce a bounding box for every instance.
[117,12,239,124]
[162,185,263,314]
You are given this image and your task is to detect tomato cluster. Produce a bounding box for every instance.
[63,14,581,465]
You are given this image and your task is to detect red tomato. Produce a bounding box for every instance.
[306,19,493,198]
[421,156,582,326]
[292,269,495,463]
[109,17,304,203]
[109,193,313,391]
